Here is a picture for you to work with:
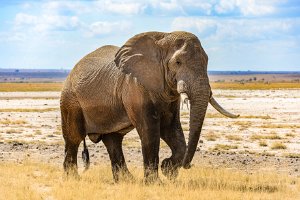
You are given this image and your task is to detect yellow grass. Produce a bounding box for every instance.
[5,128,23,134]
[0,82,299,92]
[205,113,273,119]
[251,134,282,140]
[211,82,300,90]
[0,82,63,92]
[0,119,27,125]
[0,108,58,112]
[0,161,299,200]
[204,132,219,141]
[225,135,242,141]
[284,153,300,158]
[259,140,268,147]
[270,142,287,150]
[212,144,239,151]
[261,124,300,129]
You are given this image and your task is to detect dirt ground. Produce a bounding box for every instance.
[0,89,299,176]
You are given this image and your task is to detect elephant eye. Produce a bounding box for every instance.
[176,61,181,65]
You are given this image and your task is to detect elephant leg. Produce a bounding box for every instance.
[123,89,161,183]
[132,112,161,183]
[61,105,85,178]
[130,111,160,183]
[160,125,186,179]
[63,141,80,178]
[102,133,132,182]
[139,129,160,184]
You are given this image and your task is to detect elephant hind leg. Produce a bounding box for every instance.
[102,133,132,182]
[61,105,86,178]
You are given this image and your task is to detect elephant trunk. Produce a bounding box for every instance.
[181,79,210,169]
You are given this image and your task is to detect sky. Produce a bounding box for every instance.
[0,0,299,71]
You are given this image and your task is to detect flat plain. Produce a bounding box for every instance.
[0,79,300,199]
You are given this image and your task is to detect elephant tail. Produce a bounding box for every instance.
[82,138,90,171]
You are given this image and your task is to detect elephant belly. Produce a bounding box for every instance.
[82,106,132,135]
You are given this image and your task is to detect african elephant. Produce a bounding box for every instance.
[60,31,239,183]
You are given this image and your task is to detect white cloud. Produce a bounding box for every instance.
[14,13,80,34]
[41,1,90,15]
[215,0,236,14]
[149,0,214,15]
[94,0,145,15]
[172,17,297,41]
[150,0,181,11]
[86,21,132,37]
[214,0,282,16]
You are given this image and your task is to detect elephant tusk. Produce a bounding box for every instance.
[209,96,240,118]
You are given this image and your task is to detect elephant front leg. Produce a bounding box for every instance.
[102,133,133,182]
[123,89,161,183]
[134,112,161,183]
[140,129,160,184]
[160,125,186,180]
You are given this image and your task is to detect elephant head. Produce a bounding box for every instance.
[115,31,239,169]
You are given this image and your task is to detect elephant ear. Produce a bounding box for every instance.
[115,34,164,92]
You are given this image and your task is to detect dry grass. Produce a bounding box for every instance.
[205,113,273,119]
[261,124,300,129]
[233,121,252,126]
[242,115,273,120]
[204,132,219,141]
[0,82,299,92]
[5,128,23,134]
[122,138,142,148]
[284,153,300,158]
[0,119,27,125]
[180,111,189,118]
[0,161,299,200]
[211,82,300,90]
[250,133,282,141]
[205,113,225,118]
[53,131,61,135]
[0,108,58,112]
[182,126,189,131]
[259,140,268,147]
[226,135,242,141]
[270,142,287,150]
[212,144,239,151]
[285,133,296,137]
[260,151,276,157]
[122,138,169,148]
[0,82,63,92]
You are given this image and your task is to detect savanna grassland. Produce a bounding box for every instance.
[0,77,300,199]
[0,161,299,200]
[0,81,300,92]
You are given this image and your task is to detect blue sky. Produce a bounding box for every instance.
[0,0,299,71]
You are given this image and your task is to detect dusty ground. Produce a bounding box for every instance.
[0,89,299,176]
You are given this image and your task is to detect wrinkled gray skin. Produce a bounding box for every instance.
[60,31,239,183]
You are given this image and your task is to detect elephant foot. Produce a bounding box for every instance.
[144,176,163,185]
[114,170,135,183]
[63,169,80,181]
[144,170,161,185]
[161,158,179,180]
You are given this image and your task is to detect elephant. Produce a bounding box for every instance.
[60,31,239,183]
